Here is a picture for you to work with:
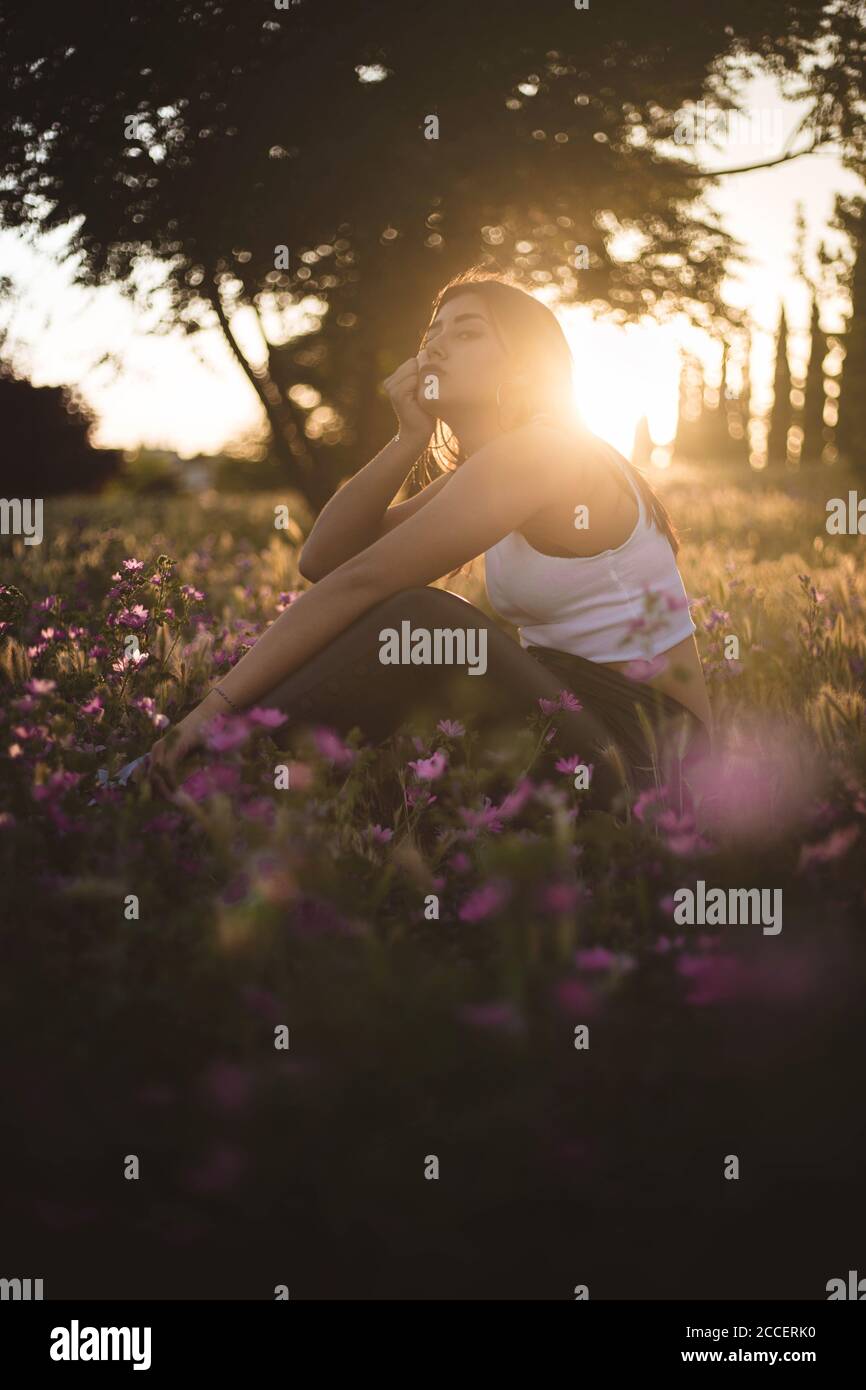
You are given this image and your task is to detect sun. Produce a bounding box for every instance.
[554,304,684,463]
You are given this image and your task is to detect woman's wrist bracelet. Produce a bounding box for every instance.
[210,685,242,715]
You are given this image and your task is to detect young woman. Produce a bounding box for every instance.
[146,270,712,811]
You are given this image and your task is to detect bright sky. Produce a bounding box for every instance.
[0,73,862,463]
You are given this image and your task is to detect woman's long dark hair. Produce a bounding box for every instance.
[414,267,680,554]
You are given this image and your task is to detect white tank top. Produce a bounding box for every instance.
[484,428,696,663]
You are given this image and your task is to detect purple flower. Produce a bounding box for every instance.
[117,604,149,629]
[632,784,670,823]
[406,785,436,809]
[539,690,583,715]
[111,650,149,672]
[574,946,636,973]
[25,678,56,696]
[458,880,510,922]
[203,714,251,753]
[408,749,448,781]
[132,695,169,729]
[247,707,288,728]
[436,719,465,737]
[367,823,394,843]
[458,798,503,835]
[312,727,355,766]
[555,754,584,773]
[122,558,144,573]
[798,824,859,871]
[496,778,533,819]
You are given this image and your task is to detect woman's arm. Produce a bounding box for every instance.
[299,431,429,581]
[147,421,569,792]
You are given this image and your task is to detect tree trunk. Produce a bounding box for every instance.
[206,275,329,505]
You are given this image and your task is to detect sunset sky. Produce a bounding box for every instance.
[0,72,862,465]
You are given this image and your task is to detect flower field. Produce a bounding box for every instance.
[1,463,865,1299]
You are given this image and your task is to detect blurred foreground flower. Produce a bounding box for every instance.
[458,880,510,922]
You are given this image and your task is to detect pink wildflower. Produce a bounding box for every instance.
[798,824,859,871]
[436,719,465,737]
[247,707,289,728]
[458,880,510,922]
[25,678,56,696]
[367,824,394,843]
[408,749,448,781]
[312,727,355,766]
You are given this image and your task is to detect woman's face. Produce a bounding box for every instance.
[415,292,511,417]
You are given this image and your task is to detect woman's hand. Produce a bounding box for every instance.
[145,706,213,798]
[382,357,435,447]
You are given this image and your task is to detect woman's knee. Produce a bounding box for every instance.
[368,586,483,630]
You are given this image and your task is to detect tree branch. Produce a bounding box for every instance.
[675,139,831,180]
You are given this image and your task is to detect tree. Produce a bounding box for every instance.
[727,328,754,466]
[702,338,743,464]
[0,369,121,494]
[0,1,862,501]
[790,205,827,468]
[802,291,829,465]
[766,304,792,469]
[674,352,706,462]
[833,198,866,471]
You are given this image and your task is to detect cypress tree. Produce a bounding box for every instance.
[766,304,792,468]
[802,292,828,465]
[835,198,866,471]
